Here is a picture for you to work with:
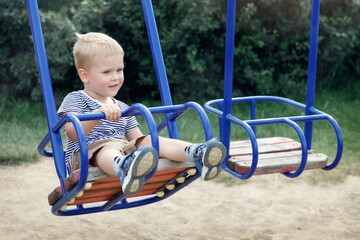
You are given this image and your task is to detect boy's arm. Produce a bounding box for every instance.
[65,101,122,142]
[64,111,101,142]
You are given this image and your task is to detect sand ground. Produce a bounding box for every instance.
[1,157,359,240]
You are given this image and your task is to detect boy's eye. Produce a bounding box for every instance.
[103,70,110,74]
[117,68,123,73]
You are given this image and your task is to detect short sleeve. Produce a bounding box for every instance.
[57,91,87,119]
[116,101,139,132]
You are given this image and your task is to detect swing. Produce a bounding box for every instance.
[204,0,343,179]
[27,0,343,216]
[27,0,213,216]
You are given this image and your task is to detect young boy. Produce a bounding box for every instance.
[58,32,226,196]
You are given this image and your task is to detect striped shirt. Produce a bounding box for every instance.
[57,90,139,170]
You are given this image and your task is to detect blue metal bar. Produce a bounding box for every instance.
[205,95,310,115]
[51,113,89,214]
[37,132,58,157]
[141,0,180,139]
[101,192,126,212]
[27,0,67,183]
[218,101,224,141]
[221,0,237,159]
[156,102,214,140]
[322,114,343,170]
[38,102,213,157]
[305,0,321,149]
[244,114,330,125]
[223,114,258,179]
[250,100,256,135]
[281,119,308,178]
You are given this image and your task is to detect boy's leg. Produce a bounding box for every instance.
[137,136,226,181]
[114,146,158,195]
[136,135,190,162]
[92,144,158,195]
[91,145,121,175]
[185,138,226,181]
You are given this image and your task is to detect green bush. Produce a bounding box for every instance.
[1,0,359,104]
[0,0,77,101]
[102,0,226,103]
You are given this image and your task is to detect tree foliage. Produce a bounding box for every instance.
[1,0,359,104]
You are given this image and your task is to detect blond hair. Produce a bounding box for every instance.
[73,32,124,70]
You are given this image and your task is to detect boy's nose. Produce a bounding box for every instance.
[111,73,121,80]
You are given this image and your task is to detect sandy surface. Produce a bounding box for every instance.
[1,158,359,240]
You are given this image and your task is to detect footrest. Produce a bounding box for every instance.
[228,137,328,175]
[48,158,196,207]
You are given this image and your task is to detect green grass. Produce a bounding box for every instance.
[0,96,48,165]
[1,89,359,184]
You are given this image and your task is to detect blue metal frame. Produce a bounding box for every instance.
[27,0,344,215]
[204,0,343,179]
[141,0,180,139]
[27,0,213,216]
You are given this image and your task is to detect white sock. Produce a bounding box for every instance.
[113,155,126,173]
[185,144,198,162]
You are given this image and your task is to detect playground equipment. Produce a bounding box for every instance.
[27,0,210,216]
[27,0,342,216]
[204,0,343,179]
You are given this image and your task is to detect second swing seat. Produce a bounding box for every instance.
[228,137,328,175]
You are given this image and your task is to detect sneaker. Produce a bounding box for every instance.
[193,138,226,181]
[116,146,158,195]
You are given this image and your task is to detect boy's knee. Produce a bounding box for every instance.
[135,135,152,147]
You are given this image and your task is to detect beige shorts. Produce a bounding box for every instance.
[71,135,147,171]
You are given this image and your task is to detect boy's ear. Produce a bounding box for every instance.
[78,68,89,84]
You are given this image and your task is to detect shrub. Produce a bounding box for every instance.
[1,0,359,104]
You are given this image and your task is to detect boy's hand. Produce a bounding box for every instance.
[95,97,121,121]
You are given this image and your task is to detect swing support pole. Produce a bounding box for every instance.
[141,0,180,139]
[27,0,67,186]
[221,0,236,159]
[305,0,320,150]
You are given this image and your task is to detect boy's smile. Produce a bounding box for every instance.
[80,54,124,103]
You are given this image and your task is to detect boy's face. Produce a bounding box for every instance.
[79,54,124,102]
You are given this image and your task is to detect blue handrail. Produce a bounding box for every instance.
[38,102,213,159]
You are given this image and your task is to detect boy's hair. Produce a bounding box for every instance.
[73,32,124,70]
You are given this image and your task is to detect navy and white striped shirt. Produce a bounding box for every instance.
[57,90,139,170]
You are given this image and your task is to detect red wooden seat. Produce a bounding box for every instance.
[48,159,196,208]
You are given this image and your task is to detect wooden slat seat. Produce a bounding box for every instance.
[228,137,328,175]
[48,159,196,207]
